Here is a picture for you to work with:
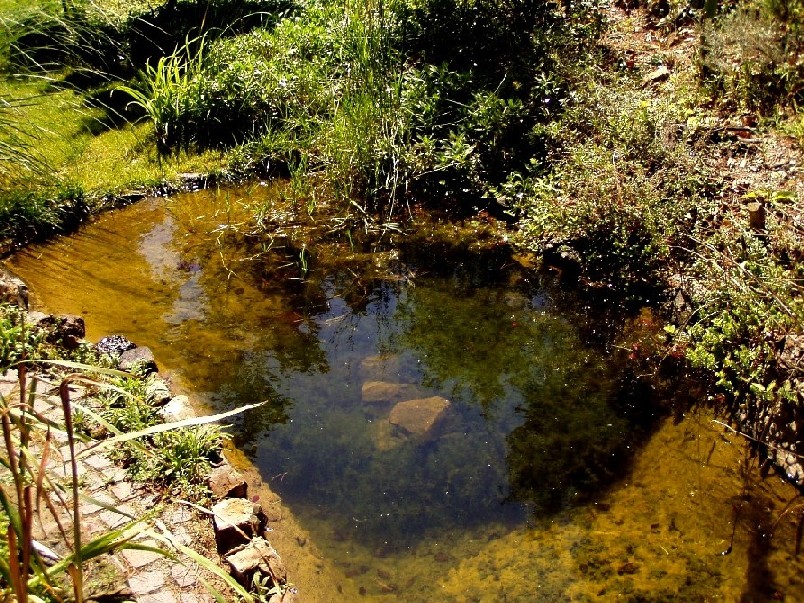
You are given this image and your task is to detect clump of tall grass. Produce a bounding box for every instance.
[117,0,605,215]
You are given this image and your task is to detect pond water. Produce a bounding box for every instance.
[5,187,804,601]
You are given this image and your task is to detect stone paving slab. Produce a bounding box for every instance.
[6,379,231,603]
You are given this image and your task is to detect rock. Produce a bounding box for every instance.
[208,464,248,500]
[212,498,266,553]
[225,537,286,588]
[119,346,158,374]
[641,65,670,87]
[542,243,581,284]
[362,381,428,408]
[160,395,195,422]
[28,313,86,349]
[97,335,136,356]
[388,396,451,440]
[779,334,804,372]
[359,355,403,381]
[145,376,172,406]
[0,270,28,309]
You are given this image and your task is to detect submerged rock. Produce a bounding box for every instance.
[388,396,451,439]
[359,355,403,381]
[362,381,428,408]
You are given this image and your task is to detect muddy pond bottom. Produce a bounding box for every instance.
[6,187,804,601]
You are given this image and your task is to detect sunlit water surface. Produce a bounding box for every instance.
[6,188,804,601]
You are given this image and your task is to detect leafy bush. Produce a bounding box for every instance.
[118,0,606,212]
[699,0,804,112]
[678,198,803,415]
[0,185,88,249]
[498,78,711,290]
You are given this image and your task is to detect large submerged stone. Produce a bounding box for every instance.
[359,355,403,381]
[388,396,451,439]
[362,381,428,408]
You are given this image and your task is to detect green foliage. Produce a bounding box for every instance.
[115,0,605,211]
[116,35,209,154]
[0,185,88,249]
[499,78,711,289]
[0,304,100,370]
[78,372,227,499]
[699,0,804,112]
[0,306,38,368]
[679,202,803,411]
[127,425,227,498]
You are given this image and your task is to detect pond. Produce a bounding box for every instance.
[5,186,804,601]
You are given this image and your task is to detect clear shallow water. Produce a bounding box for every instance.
[6,187,804,601]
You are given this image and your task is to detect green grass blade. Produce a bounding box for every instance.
[80,401,265,456]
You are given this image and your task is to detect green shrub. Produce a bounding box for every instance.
[128,425,227,497]
[0,184,88,249]
[699,0,804,112]
[499,79,711,290]
[679,196,803,412]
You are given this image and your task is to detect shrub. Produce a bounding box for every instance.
[699,0,804,113]
[498,78,711,290]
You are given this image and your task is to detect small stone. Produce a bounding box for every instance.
[97,335,136,356]
[146,376,172,406]
[171,563,199,588]
[359,355,403,381]
[0,270,28,308]
[225,537,286,587]
[208,464,248,500]
[128,570,166,595]
[84,454,113,471]
[388,396,451,440]
[617,562,640,575]
[119,346,158,374]
[160,395,195,422]
[138,592,178,603]
[642,65,670,87]
[212,498,266,553]
[122,542,163,569]
[361,381,427,408]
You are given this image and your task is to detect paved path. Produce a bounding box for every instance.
[1,369,222,603]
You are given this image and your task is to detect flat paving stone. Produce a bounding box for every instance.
[84,453,114,470]
[171,564,199,588]
[122,542,164,569]
[128,570,166,595]
[138,591,179,603]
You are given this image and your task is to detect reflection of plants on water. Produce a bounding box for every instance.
[392,278,666,515]
[505,374,632,513]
